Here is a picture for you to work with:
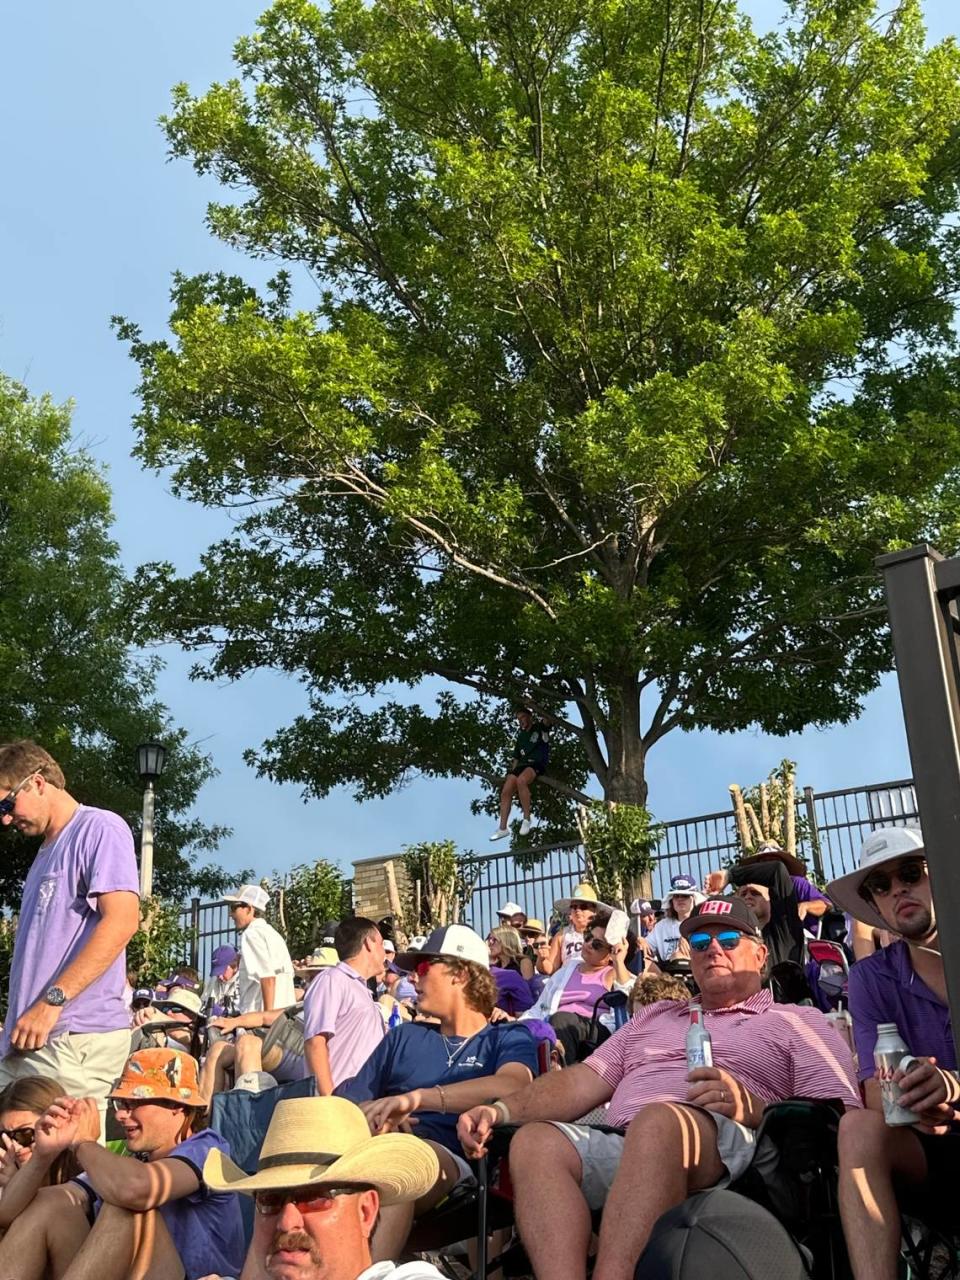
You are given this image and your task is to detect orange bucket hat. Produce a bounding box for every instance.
[108,1048,205,1107]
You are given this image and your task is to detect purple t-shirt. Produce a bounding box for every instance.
[2,806,139,1054]
[74,1129,245,1280]
[792,875,829,904]
[302,961,385,1086]
[847,939,955,1082]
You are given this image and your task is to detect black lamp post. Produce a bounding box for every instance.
[136,741,167,898]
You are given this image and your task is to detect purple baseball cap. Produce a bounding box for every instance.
[210,944,240,978]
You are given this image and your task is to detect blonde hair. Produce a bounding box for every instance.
[0,740,65,790]
[489,926,525,967]
[629,975,691,1015]
[442,959,497,1018]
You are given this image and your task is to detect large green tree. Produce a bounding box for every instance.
[0,376,229,906]
[118,0,960,831]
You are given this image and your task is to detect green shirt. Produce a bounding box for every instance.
[514,723,548,769]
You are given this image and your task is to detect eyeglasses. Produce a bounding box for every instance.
[111,1098,181,1115]
[583,935,610,952]
[569,902,594,911]
[254,1184,365,1216]
[531,940,549,949]
[0,774,36,818]
[859,858,926,901]
[688,931,744,952]
[0,1126,35,1147]
[414,958,441,978]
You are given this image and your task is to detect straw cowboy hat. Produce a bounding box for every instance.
[826,826,925,934]
[740,841,807,879]
[553,882,612,914]
[204,1097,439,1204]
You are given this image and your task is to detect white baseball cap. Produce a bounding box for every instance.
[826,826,925,933]
[222,884,270,912]
[382,939,396,955]
[394,924,489,971]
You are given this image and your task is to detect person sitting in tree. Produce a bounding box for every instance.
[491,706,549,841]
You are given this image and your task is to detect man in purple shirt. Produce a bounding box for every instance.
[0,741,140,1111]
[303,917,386,1093]
[827,826,959,1280]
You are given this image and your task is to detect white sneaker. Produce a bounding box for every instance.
[519,819,531,836]
[490,827,510,841]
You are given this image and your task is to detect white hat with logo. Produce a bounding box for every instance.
[826,826,925,933]
[394,924,489,971]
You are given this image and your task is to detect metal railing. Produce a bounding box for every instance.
[177,775,919,963]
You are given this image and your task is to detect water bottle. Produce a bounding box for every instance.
[388,1001,402,1030]
[874,1022,918,1126]
[686,1002,713,1070]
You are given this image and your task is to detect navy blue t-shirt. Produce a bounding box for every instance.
[336,1022,539,1153]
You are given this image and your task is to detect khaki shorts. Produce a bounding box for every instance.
[551,1108,778,1211]
[0,1028,132,1137]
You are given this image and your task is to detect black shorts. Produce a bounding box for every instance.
[897,1128,960,1223]
[509,764,544,778]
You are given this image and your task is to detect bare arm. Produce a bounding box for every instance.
[305,1034,335,1095]
[539,933,564,976]
[74,1140,200,1211]
[362,1062,535,1134]
[260,976,278,1011]
[457,1064,613,1157]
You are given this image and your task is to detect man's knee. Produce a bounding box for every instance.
[839,1107,900,1167]
[511,1123,580,1181]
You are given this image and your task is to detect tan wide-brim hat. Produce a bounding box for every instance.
[203,1097,439,1205]
[740,842,807,879]
[554,882,612,914]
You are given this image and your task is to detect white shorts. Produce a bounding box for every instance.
[0,1028,132,1140]
[550,1108,778,1210]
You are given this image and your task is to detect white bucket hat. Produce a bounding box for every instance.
[204,1097,439,1204]
[826,826,925,933]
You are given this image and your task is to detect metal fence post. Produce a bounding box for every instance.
[802,786,825,882]
[189,897,200,970]
[877,543,960,1067]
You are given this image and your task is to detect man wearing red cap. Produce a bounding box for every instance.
[0,1047,245,1280]
[459,896,860,1280]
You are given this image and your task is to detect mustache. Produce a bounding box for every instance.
[268,1230,322,1261]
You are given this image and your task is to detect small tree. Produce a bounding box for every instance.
[265,859,345,960]
[126,898,191,987]
[579,803,661,910]
[400,840,480,933]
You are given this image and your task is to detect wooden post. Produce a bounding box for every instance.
[759,783,770,839]
[744,803,765,846]
[784,763,797,856]
[729,785,751,853]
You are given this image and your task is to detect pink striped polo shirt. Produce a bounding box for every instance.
[585,989,862,1128]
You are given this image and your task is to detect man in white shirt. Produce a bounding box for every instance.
[198,1096,444,1280]
[221,884,295,1084]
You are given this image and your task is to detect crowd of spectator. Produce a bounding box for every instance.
[0,736,955,1280]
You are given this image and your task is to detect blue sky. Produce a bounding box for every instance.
[0,1,953,887]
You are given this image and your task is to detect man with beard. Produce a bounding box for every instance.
[828,827,960,1280]
[199,1096,444,1280]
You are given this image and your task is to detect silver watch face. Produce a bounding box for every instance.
[45,986,66,1006]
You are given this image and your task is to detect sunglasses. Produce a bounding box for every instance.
[569,902,594,911]
[584,935,611,952]
[254,1184,366,1216]
[111,1097,181,1115]
[531,940,549,949]
[414,958,441,978]
[688,931,744,952]
[0,773,35,818]
[859,858,926,901]
[0,1125,35,1147]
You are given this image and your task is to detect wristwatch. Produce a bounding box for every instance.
[44,985,67,1007]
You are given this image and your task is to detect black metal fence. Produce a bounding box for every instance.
[178,775,919,965]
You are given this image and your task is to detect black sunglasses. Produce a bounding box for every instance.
[0,773,35,818]
[584,935,611,952]
[0,1125,35,1147]
[859,858,926,901]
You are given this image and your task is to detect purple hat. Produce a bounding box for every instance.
[210,945,240,978]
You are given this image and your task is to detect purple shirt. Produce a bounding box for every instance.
[847,939,955,1082]
[2,806,139,1055]
[302,961,385,1086]
[792,875,829,904]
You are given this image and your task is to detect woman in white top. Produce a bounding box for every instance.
[648,874,705,963]
[539,882,612,975]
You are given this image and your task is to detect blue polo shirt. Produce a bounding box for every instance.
[336,1022,539,1154]
[848,939,955,1082]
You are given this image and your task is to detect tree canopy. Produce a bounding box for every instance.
[0,376,229,906]
[118,0,960,833]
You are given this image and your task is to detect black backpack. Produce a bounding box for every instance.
[635,1189,811,1279]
